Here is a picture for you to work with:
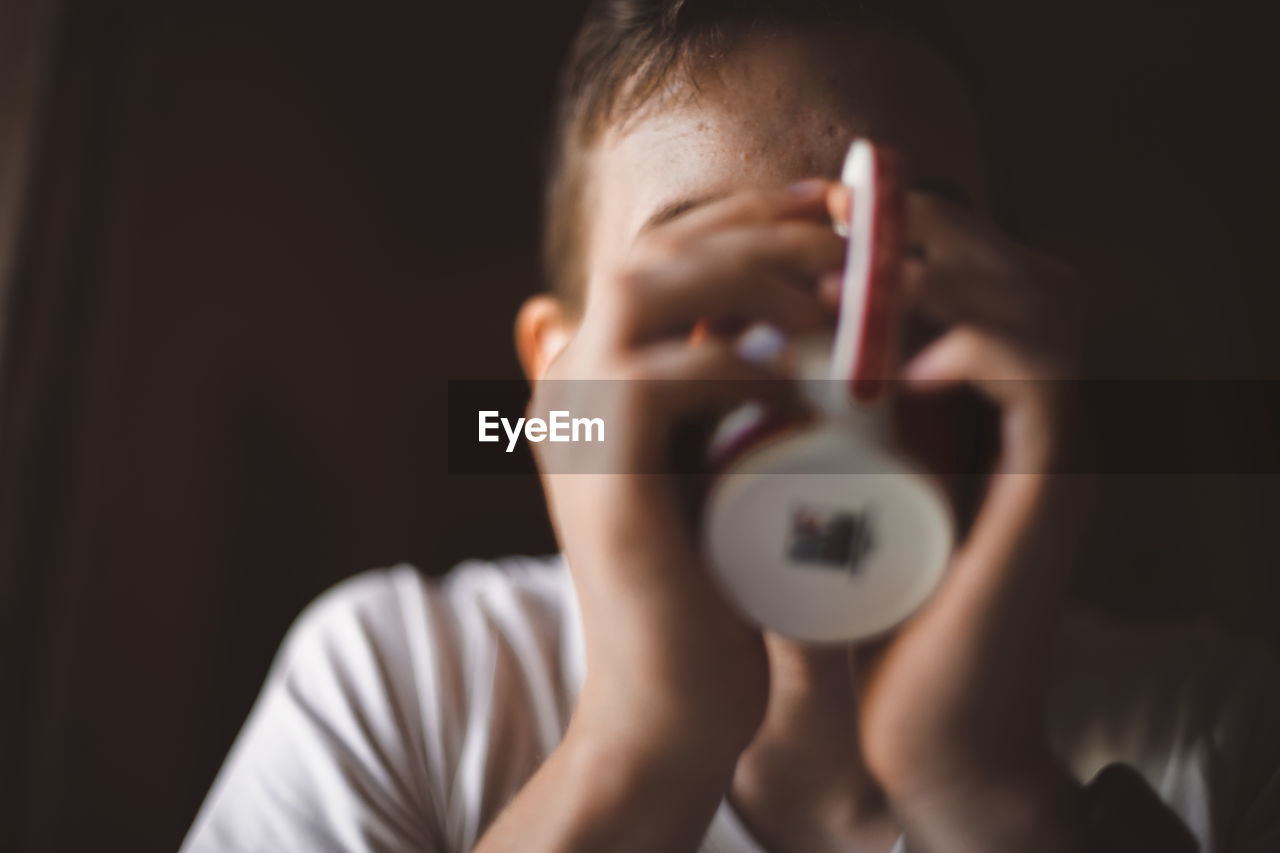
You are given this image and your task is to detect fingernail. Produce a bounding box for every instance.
[901,347,940,382]
[829,184,853,234]
[737,323,789,366]
[786,179,827,199]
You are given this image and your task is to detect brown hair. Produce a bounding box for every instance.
[541,0,975,307]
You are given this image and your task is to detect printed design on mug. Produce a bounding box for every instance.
[787,503,875,576]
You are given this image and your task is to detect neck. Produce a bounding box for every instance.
[729,634,897,853]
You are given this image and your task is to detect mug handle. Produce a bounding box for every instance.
[831,139,905,405]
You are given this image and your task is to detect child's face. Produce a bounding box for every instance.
[582,27,987,303]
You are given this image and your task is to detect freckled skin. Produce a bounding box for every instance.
[583,28,987,296]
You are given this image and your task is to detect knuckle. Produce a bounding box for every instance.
[720,249,757,285]
[951,328,988,359]
[692,338,735,369]
[772,223,810,254]
[774,223,840,267]
[733,191,773,221]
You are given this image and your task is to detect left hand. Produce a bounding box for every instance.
[833,188,1093,851]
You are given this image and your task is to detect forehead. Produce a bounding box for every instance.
[585,28,984,279]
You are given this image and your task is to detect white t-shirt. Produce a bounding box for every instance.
[181,557,1280,852]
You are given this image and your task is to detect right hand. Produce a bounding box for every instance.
[532,180,845,762]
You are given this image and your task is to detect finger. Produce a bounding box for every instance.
[900,325,1067,485]
[900,326,1058,405]
[904,191,1012,276]
[621,340,805,467]
[887,339,1088,708]
[615,222,845,343]
[629,338,801,420]
[901,257,1026,337]
[901,193,1028,339]
[903,191,974,262]
[894,462,1084,713]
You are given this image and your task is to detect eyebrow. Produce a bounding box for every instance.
[639,192,726,233]
[638,180,974,235]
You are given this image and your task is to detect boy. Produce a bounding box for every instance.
[182,2,1280,851]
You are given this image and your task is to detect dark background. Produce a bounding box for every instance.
[2,1,1277,851]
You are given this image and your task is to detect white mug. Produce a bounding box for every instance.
[701,140,954,644]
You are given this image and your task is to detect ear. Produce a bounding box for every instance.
[515,295,575,381]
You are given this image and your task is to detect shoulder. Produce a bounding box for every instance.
[278,557,580,732]
[1048,612,1280,852]
[282,554,583,770]
[284,557,576,687]
[292,555,572,637]
[183,556,580,853]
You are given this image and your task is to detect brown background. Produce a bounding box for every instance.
[2,1,1278,851]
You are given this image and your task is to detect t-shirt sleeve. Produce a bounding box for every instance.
[180,562,573,853]
[1047,615,1280,853]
